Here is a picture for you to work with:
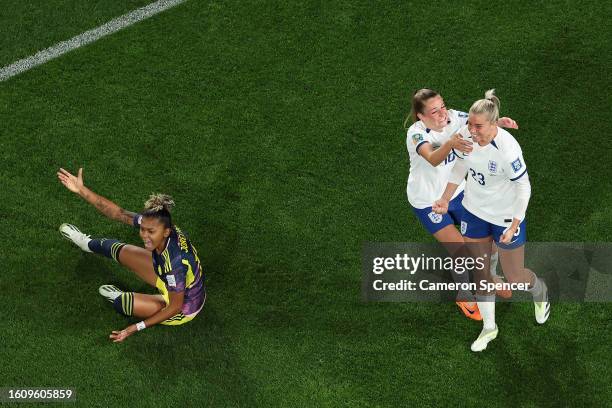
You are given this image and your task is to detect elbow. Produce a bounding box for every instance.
[424,155,441,166]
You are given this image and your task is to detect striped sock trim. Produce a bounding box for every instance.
[113,292,134,316]
[111,242,126,262]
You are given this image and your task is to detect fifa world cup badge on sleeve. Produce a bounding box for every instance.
[511,158,522,172]
[412,133,424,145]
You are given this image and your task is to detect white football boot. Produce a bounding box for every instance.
[534,282,550,324]
[99,285,123,303]
[471,325,499,352]
[59,223,92,253]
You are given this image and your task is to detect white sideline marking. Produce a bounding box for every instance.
[0,0,187,82]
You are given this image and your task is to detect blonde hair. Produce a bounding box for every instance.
[469,89,500,123]
[144,193,175,213]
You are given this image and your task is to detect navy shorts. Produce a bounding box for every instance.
[412,191,464,234]
[460,208,527,249]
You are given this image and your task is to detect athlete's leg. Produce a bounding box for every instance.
[464,236,494,296]
[106,290,166,318]
[498,245,550,324]
[489,243,512,298]
[433,225,479,315]
[132,293,166,319]
[62,223,159,287]
[464,235,498,351]
[497,245,530,284]
[413,205,479,319]
[116,245,158,287]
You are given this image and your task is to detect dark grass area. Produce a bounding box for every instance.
[0,0,153,67]
[0,0,610,406]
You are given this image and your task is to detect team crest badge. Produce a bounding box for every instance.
[428,212,442,224]
[412,133,424,145]
[511,157,523,172]
[460,221,467,235]
[488,160,498,173]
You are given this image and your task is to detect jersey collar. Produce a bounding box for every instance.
[155,235,171,255]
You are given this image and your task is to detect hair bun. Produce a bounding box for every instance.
[144,193,175,213]
[484,88,500,110]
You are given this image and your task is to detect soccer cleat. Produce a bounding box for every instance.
[99,285,123,303]
[456,301,482,321]
[493,276,512,299]
[534,282,550,324]
[59,223,92,253]
[471,325,499,352]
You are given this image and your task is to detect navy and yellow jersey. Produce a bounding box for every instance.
[133,215,206,315]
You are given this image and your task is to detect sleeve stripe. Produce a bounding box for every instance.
[510,169,528,181]
[451,148,464,159]
[415,140,430,154]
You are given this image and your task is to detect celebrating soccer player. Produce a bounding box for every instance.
[57,168,206,342]
[405,89,518,320]
[432,90,549,352]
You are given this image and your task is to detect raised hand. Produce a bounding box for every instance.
[450,133,473,154]
[57,167,84,194]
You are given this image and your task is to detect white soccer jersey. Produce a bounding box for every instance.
[406,109,468,208]
[454,126,528,226]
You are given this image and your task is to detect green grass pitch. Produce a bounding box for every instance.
[0,0,610,406]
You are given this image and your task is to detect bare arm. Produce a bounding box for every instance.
[57,167,136,226]
[432,159,467,214]
[418,134,473,167]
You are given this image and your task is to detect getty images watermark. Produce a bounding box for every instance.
[362,243,612,302]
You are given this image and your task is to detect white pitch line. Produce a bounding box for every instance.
[0,0,187,82]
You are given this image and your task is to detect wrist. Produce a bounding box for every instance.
[77,186,88,198]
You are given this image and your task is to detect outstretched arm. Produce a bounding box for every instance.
[57,167,136,226]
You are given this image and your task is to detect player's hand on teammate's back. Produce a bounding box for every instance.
[432,199,449,214]
[57,167,84,194]
[450,133,473,154]
[498,117,518,129]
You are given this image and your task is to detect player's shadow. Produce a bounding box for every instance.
[53,254,148,333]
[115,305,260,407]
